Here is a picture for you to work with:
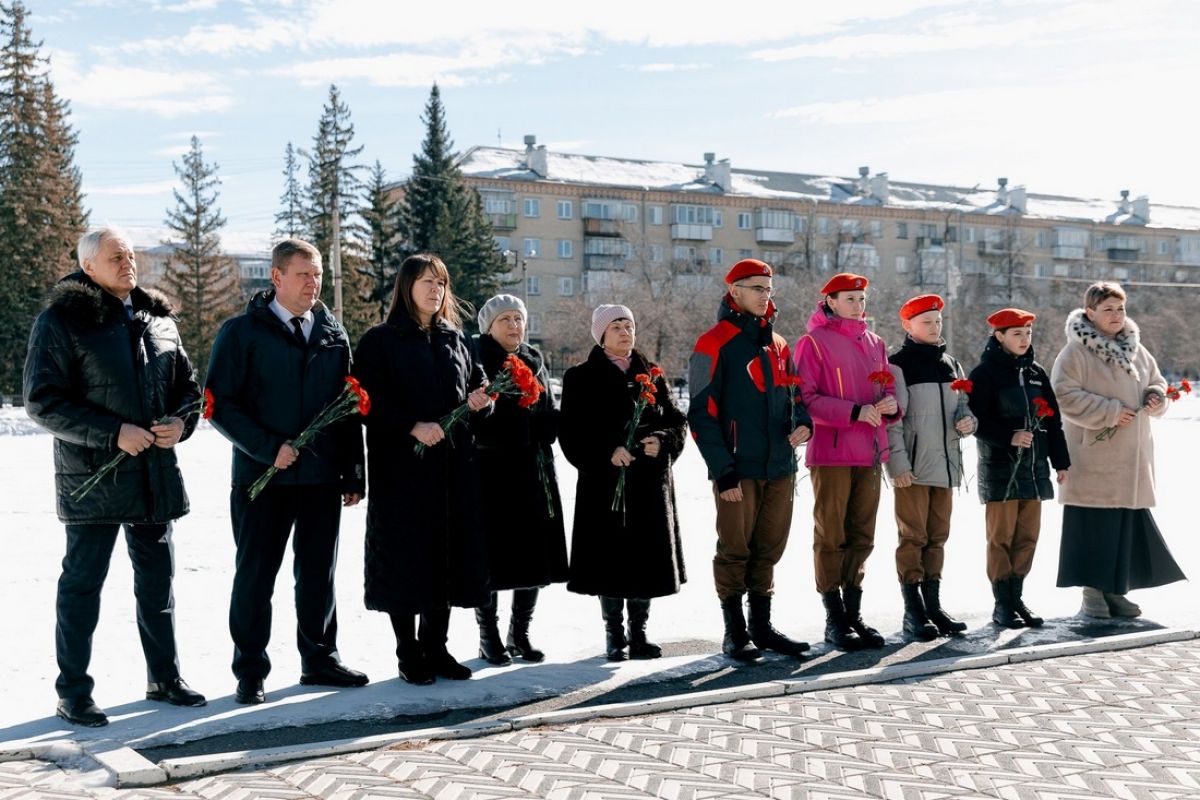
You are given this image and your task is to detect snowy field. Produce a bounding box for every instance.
[1,398,1197,751]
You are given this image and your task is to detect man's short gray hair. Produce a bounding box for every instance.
[77,226,133,269]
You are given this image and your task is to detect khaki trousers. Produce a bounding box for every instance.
[712,478,795,600]
[893,485,953,584]
[984,499,1041,582]
[811,466,880,593]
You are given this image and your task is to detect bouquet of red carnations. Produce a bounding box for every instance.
[611,367,663,514]
[414,354,542,456]
[1004,396,1054,501]
[1091,379,1191,445]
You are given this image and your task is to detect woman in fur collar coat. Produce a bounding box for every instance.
[1050,282,1185,618]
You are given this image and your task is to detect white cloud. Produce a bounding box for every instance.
[155,0,220,11]
[270,46,524,88]
[84,179,178,196]
[631,62,711,73]
[54,62,235,118]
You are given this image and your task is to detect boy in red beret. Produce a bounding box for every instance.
[793,273,899,650]
[967,309,1070,628]
[886,294,975,640]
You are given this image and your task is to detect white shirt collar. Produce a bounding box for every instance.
[269,297,313,326]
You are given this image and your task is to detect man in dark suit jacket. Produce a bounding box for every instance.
[206,238,367,705]
[24,227,207,727]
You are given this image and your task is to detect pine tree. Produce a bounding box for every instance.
[0,1,88,396]
[359,160,402,322]
[160,136,239,380]
[274,141,306,239]
[399,83,508,326]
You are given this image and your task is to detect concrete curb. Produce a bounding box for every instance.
[18,627,1200,785]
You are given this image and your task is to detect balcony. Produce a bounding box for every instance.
[1051,245,1086,260]
[488,213,517,230]
[915,236,943,249]
[583,218,623,237]
[583,254,626,271]
[1175,251,1200,267]
[977,240,1010,257]
[756,227,795,245]
[1107,247,1139,262]
[670,223,713,241]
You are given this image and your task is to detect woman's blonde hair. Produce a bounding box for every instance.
[1084,281,1126,310]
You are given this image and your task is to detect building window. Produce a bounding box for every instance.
[918,223,938,240]
[738,249,753,259]
[896,222,908,239]
[556,200,572,220]
[964,227,975,243]
[737,212,752,230]
[709,247,723,265]
[523,198,540,218]
[1159,240,1171,255]
[528,313,541,335]
[672,204,716,225]
[523,238,541,258]
[895,255,908,273]
[1035,230,1047,248]
[795,216,807,234]
[1054,263,1069,277]
[648,206,663,225]
[557,239,573,259]
[963,258,980,274]
[649,245,664,263]
[559,277,574,296]
[623,203,638,223]
[1035,263,1050,277]
[714,210,724,228]
[818,252,831,269]
[817,217,830,235]
[527,275,541,295]
[869,220,883,238]
[494,236,510,252]
[672,245,692,261]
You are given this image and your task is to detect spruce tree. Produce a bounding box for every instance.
[0,0,87,396]
[399,83,507,326]
[359,160,402,322]
[160,136,239,380]
[274,141,306,239]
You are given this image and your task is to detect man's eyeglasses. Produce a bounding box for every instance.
[734,283,774,297]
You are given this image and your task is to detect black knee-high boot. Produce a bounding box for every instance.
[390,613,433,685]
[626,598,661,659]
[475,592,512,666]
[599,596,626,661]
[507,588,545,662]
[420,607,472,680]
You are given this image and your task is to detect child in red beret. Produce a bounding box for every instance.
[793,273,899,650]
[967,309,1070,628]
[886,294,975,640]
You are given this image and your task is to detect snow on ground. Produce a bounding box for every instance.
[1,398,1197,751]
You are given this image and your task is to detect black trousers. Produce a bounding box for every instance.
[56,522,179,699]
[229,483,342,680]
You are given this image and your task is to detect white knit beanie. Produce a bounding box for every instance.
[591,304,634,345]
[477,294,526,335]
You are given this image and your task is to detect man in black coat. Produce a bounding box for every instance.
[206,238,367,705]
[24,227,207,727]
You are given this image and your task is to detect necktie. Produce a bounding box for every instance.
[290,316,306,345]
[125,305,134,320]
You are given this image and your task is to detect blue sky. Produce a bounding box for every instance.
[30,0,1200,252]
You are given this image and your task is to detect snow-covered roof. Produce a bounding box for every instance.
[458,146,1200,232]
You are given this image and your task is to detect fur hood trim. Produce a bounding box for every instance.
[1064,307,1140,380]
[48,272,174,327]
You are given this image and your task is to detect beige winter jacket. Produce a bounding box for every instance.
[1050,309,1168,509]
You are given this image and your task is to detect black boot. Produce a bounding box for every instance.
[600,596,627,661]
[747,594,809,657]
[476,592,512,666]
[390,613,434,685]
[921,579,967,634]
[842,586,885,648]
[720,596,763,662]
[421,608,472,680]
[991,579,1024,628]
[1009,575,1044,628]
[626,599,662,659]
[901,582,939,641]
[507,588,545,662]
[822,590,863,650]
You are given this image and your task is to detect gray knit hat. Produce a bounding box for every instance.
[591,304,634,345]
[477,294,526,335]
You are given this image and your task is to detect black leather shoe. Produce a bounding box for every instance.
[146,677,207,707]
[300,663,369,688]
[56,696,108,727]
[234,678,265,705]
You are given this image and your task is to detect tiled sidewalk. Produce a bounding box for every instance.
[6,641,1200,799]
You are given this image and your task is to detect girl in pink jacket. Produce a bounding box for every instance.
[793,273,900,651]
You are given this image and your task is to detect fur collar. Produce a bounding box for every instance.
[1064,307,1140,379]
[48,272,174,328]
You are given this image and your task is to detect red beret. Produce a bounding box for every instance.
[725,258,772,284]
[987,308,1036,328]
[820,273,868,295]
[899,294,944,321]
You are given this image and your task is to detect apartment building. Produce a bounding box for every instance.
[457,136,1200,352]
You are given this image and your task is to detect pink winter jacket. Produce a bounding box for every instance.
[792,303,900,467]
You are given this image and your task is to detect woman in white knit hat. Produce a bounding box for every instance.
[470,294,568,666]
[558,304,688,661]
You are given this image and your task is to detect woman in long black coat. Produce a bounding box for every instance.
[470,295,568,666]
[353,254,492,685]
[559,304,687,661]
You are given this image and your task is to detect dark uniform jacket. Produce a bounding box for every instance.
[23,272,200,524]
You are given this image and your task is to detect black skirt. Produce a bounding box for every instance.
[1056,506,1186,593]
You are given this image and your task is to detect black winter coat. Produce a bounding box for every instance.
[353,312,490,614]
[471,334,568,591]
[23,273,199,524]
[968,338,1070,503]
[206,292,364,491]
[560,346,687,599]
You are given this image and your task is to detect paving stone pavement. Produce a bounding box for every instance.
[7,640,1200,799]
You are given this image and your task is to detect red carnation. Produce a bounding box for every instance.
[202,388,215,419]
[949,379,973,394]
